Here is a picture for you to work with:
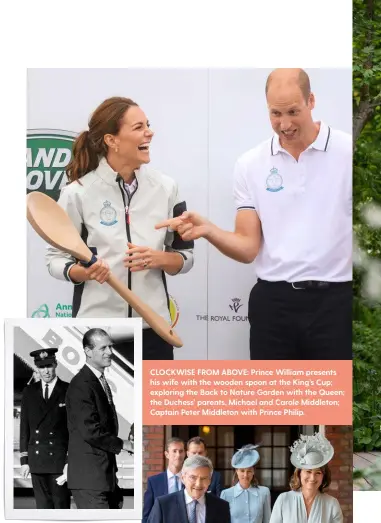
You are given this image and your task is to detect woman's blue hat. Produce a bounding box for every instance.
[231,444,260,468]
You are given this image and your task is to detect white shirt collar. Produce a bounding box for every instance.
[184,488,206,506]
[85,362,104,380]
[271,121,330,155]
[41,376,57,391]
[233,482,258,497]
[167,468,182,480]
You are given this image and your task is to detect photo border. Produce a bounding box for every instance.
[4,317,143,520]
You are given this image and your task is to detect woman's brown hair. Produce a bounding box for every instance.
[232,468,259,488]
[66,97,138,183]
[290,465,331,492]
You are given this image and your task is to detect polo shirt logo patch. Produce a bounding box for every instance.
[100,200,118,226]
[266,167,284,192]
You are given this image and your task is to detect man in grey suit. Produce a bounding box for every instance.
[148,455,231,523]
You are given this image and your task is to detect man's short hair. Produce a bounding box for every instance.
[182,455,213,475]
[187,436,206,450]
[265,68,311,103]
[165,437,185,451]
[83,328,109,350]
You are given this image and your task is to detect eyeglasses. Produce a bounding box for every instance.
[186,474,210,483]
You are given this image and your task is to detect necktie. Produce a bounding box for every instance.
[175,475,180,491]
[100,374,114,405]
[44,384,49,402]
[189,499,198,523]
[100,374,118,432]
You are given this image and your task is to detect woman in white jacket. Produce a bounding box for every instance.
[269,433,343,523]
[46,97,194,360]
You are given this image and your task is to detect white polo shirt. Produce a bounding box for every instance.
[233,122,352,282]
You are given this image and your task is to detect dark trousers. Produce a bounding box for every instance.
[248,279,352,360]
[72,486,123,509]
[31,473,71,509]
[117,327,174,362]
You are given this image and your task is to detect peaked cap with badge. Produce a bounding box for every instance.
[30,347,58,367]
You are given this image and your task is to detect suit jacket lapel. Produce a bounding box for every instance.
[164,472,169,494]
[112,403,119,434]
[83,365,109,405]
[205,493,212,523]
[31,381,46,412]
[176,490,189,523]
[45,377,63,408]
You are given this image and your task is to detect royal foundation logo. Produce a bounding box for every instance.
[196,297,248,322]
[26,129,77,201]
[229,297,243,313]
[169,295,180,327]
[31,303,72,318]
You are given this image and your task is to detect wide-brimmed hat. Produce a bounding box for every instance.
[290,433,334,469]
[231,444,260,468]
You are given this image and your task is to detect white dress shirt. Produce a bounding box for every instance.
[167,468,182,493]
[41,376,57,399]
[184,489,206,523]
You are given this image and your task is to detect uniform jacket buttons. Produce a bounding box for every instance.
[49,453,53,456]
[35,451,39,454]
[49,432,53,435]
[35,430,39,434]
[36,441,39,444]
[49,442,52,445]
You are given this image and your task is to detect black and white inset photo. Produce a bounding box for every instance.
[5,318,142,520]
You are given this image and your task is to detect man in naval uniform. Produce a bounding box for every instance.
[19,348,71,509]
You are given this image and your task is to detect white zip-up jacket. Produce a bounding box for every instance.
[45,158,194,325]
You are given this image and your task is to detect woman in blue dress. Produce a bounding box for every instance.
[221,444,271,523]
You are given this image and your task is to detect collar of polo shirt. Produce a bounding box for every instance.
[271,121,331,155]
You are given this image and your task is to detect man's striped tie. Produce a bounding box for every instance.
[188,499,198,523]
[100,374,118,432]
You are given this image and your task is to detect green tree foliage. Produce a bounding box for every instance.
[353,0,381,457]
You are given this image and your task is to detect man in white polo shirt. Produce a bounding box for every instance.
[157,68,352,360]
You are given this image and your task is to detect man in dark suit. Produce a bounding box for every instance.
[19,348,70,509]
[143,437,185,523]
[148,455,231,523]
[186,436,224,496]
[65,328,132,509]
